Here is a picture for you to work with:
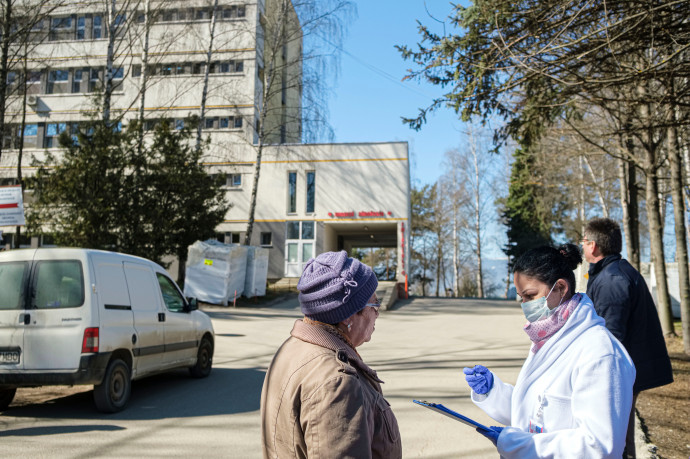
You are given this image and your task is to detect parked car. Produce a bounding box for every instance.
[0,248,214,413]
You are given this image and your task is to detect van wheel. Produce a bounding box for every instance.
[189,337,213,378]
[93,358,131,413]
[0,388,16,411]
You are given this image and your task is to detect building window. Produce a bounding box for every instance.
[113,13,127,37]
[219,60,243,73]
[20,124,38,148]
[260,232,272,247]
[5,72,16,94]
[89,68,101,92]
[26,71,41,94]
[301,221,314,239]
[227,173,241,187]
[76,16,85,39]
[72,68,85,93]
[223,6,245,19]
[286,221,299,239]
[287,171,297,213]
[49,16,73,41]
[92,15,102,39]
[3,125,15,149]
[234,117,243,128]
[112,67,124,90]
[162,9,177,22]
[47,69,69,94]
[44,123,67,148]
[195,8,210,20]
[132,65,141,77]
[175,119,184,130]
[306,171,315,213]
[144,119,158,131]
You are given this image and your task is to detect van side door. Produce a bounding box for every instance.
[123,262,164,376]
[155,273,198,367]
[92,255,135,358]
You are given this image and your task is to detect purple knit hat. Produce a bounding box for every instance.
[298,251,378,324]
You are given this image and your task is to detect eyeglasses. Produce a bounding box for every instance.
[580,238,593,246]
[365,301,380,317]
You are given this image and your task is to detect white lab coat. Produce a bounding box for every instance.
[472,294,635,458]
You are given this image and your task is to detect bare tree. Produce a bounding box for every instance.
[241,0,355,245]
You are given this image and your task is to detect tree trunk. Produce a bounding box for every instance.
[627,161,641,269]
[244,140,263,245]
[452,201,459,297]
[137,0,151,150]
[644,159,676,337]
[0,0,13,165]
[15,48,29,249]
[667,121,689,350]
[177,252,186,288]
[435,231,442,297]
[103,0,117,122]
[472,138,483,298]
[195,0,219,152]
[619,158,639,269]
[621,122,641,269]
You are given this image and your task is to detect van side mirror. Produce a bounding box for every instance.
[186,297,198,311]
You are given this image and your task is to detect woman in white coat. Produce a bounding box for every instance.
[464,243,635,458]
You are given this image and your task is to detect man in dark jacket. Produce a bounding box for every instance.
[583,217,673,459]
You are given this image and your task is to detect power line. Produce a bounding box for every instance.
[315,33,438,101]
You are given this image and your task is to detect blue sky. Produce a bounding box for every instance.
[324,1,469,187]
[321,1,508,260]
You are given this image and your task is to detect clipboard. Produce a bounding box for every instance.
[413,399,495,432]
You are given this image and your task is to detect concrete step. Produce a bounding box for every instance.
[268,278,402,311]
[376,281,400,311]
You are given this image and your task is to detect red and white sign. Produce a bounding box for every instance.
[0,185,25,226]
[328,210,393,218]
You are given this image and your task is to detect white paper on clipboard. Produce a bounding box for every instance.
[413,399,496,432]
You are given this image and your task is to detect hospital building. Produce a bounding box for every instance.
[0,0,411,285]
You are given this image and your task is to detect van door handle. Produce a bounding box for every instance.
[24,313,30,325]
[158,313,165,322]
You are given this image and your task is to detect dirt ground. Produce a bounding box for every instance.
[636,332,690,459]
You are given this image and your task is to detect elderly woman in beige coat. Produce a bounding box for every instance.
[261,251,402,458]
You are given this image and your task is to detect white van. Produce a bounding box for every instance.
[0,248,214,413]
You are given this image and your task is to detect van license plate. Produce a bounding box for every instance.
[0,350,20,364]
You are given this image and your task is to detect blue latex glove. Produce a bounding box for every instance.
[476,426,504,446]
[463,365,494,394]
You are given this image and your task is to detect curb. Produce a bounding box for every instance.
[635,411,658,459]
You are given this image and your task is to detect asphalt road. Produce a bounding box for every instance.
[1,296,529,458]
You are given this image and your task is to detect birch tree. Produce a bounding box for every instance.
[241,0,354,245]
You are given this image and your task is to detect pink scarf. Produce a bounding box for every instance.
[524,293,581,353]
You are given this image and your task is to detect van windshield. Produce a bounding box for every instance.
[32,260,84,309]
[0,261,29,310]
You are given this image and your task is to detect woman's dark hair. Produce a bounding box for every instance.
[513,243,582,293]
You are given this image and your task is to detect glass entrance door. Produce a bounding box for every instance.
[285,221,315,277]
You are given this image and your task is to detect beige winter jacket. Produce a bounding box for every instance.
[261,319,402,459]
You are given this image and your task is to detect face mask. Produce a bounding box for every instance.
[521,282,561,323]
